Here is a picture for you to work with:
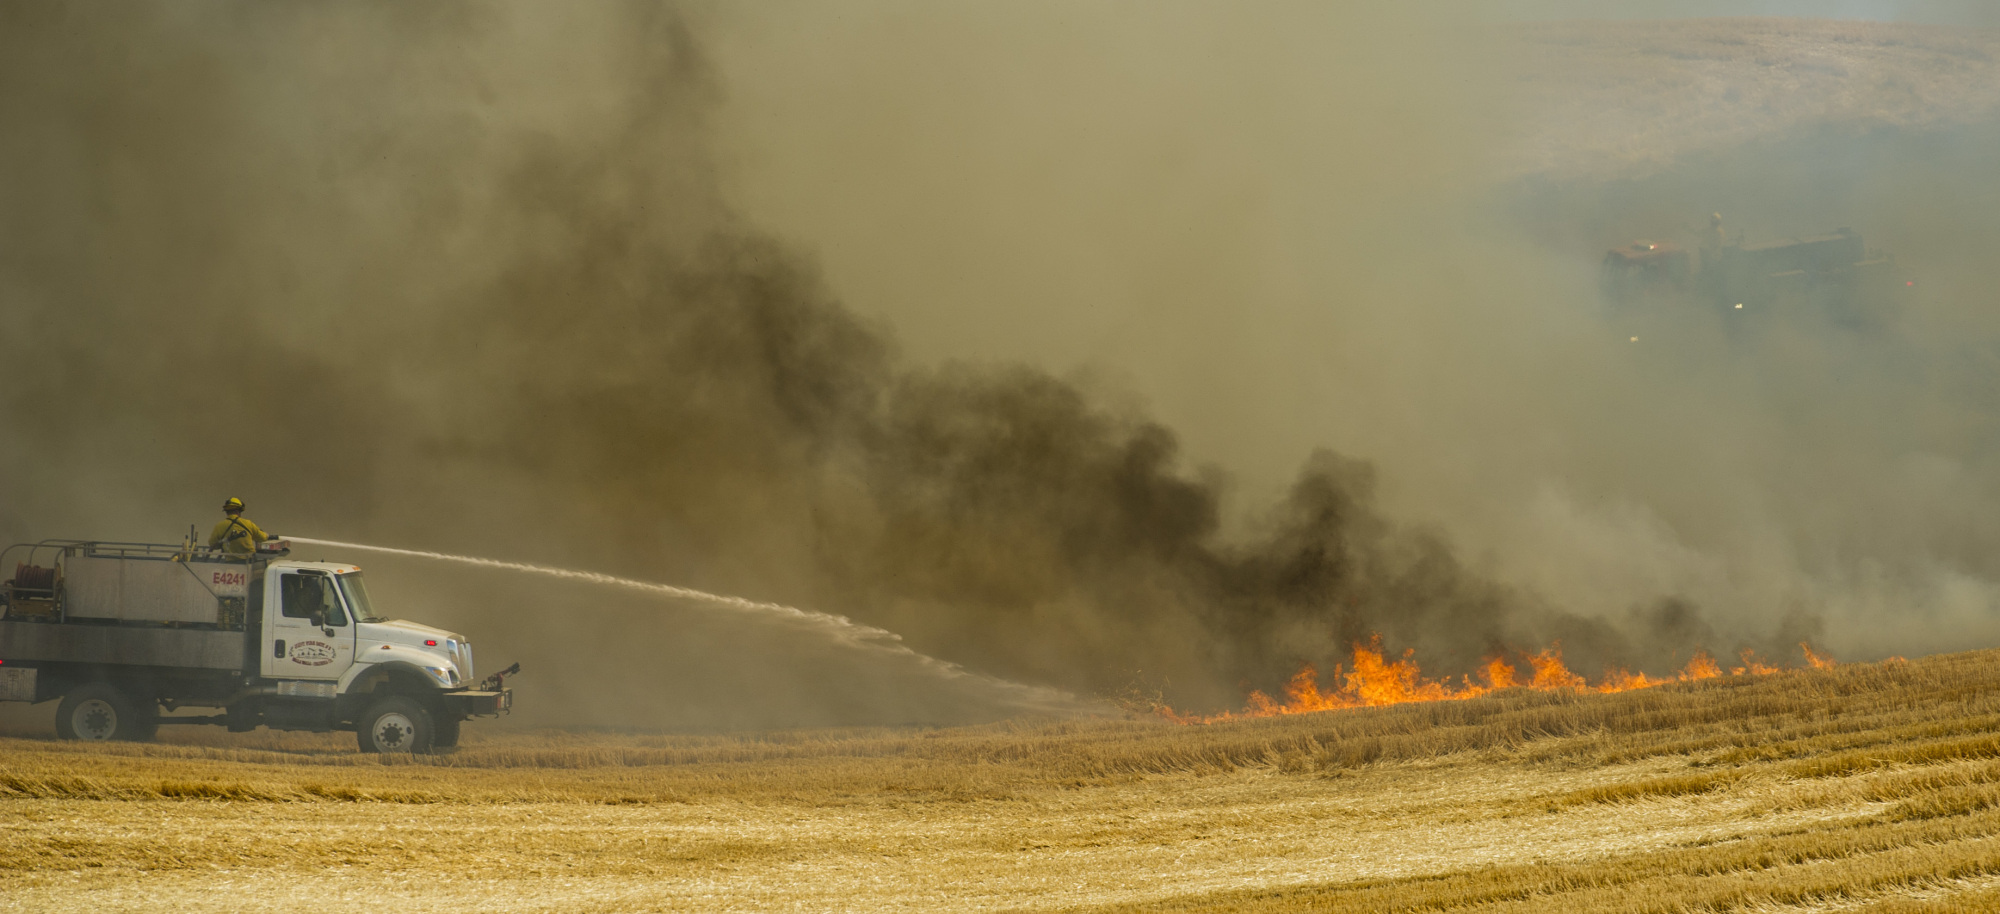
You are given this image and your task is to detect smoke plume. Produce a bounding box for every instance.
[3,3,1999,726]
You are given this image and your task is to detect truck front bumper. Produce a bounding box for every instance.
[446,689,511,718]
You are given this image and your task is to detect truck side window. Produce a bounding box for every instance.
[321,588,348,627]
[280,575,347,626]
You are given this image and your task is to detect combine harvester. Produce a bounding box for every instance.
[1601,217,1903,326]
[0,538,515,753]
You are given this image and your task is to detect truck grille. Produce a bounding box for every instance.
[455,641,474,683]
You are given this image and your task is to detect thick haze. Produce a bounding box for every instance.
[704,7,2000,677]
[3,2,1998,727]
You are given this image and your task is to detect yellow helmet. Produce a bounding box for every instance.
[223,497,245,512]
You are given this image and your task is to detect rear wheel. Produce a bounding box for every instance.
[55,682,156,742]
[356,695,434,754]
[126,705,161,742]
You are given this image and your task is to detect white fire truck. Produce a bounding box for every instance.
[0,539,514,753]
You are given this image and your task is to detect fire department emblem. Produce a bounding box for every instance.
[288,640,336,666]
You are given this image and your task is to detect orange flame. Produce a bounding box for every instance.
[1732,649,1781,677]
[1161,637,1838,724]
[1596,668,1665,692]
[1679,651,1722,681]
[1527,644,1588,690]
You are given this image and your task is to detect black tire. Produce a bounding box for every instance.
[356,695,434,754]
[127,706,161,742]
[431,711,462,751]
[55,682,156,742]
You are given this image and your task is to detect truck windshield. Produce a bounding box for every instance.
[337,573,387,623]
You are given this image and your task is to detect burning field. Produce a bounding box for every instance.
[7,3,2000,722]
[11,649,2000,911]
[8,3,2000,911]
[1154,638,1837,724]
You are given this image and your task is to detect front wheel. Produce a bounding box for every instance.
[431,711,462,750]
[356,695,435,754]
[56,682,156,742]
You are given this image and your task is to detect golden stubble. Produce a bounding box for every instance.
[11,649,2000,911]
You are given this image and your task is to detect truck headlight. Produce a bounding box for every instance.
[422,666,459,687]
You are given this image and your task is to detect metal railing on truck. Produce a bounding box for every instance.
[1,540,264,627]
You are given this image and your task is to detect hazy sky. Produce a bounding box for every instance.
[1490,0,2000,25]
[701,4,2000,668]
[4,4,1998,727]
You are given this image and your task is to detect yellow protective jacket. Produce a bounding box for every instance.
[208,515,269,554]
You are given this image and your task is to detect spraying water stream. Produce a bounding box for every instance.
[286,537,1097,715]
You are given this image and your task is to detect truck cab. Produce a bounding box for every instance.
[0,540,514,753]
[255,560,496,750]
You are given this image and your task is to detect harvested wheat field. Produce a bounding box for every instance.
[10,650,2000,912]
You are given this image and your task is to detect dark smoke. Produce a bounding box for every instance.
[4,4,1996,727]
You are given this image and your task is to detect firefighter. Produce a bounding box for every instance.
[208,497,269,554]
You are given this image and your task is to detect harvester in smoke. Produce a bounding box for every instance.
[1602,216,1902,325]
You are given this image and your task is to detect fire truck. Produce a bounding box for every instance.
[0,538,514,753]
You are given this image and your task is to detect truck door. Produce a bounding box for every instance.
[261,570,356,680]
